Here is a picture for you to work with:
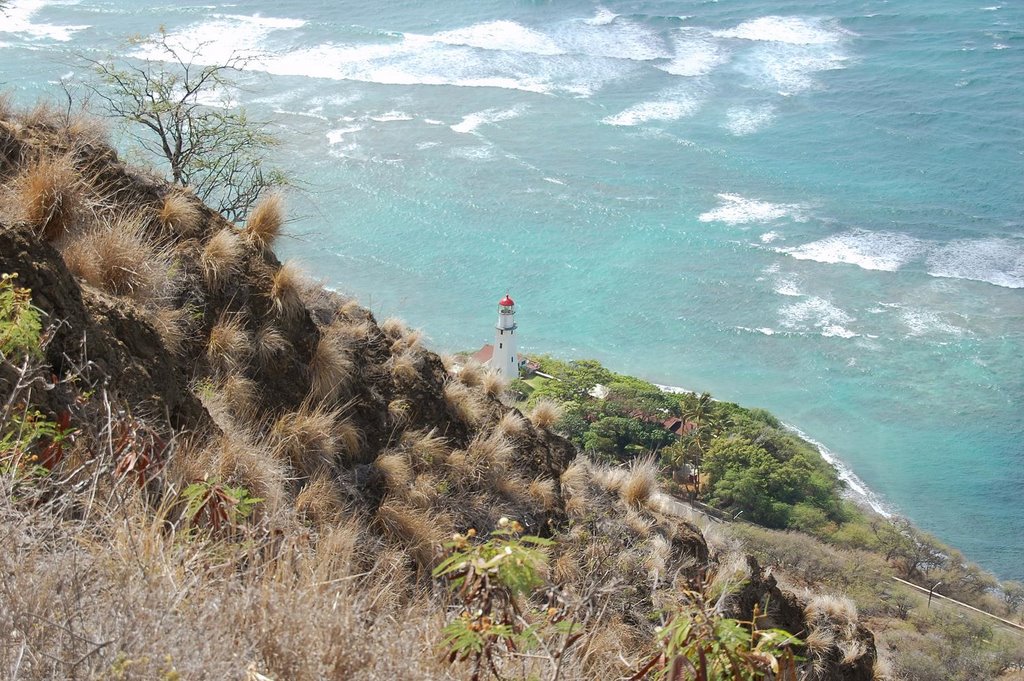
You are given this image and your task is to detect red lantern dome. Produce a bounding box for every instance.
[499,294,515,307]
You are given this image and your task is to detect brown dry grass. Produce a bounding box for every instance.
[443,380,484,427]
[375,451,414,494]
[619,457,659,509]
[480,369,507,398]
[61,213,173,302]
[244,192,284,250]
[529,398,563,430]
[201,228,243,290]
[13,153,82,241]
[271,403,344,478]
[388,348,421,383]
[149,305,189,355]
[309,326,354,402]
[158,191,203,236]
[270,260,305,322]
[375,500,447,572]
[207,315,253,375]
[294,473,345,527]
[254,324,291,369]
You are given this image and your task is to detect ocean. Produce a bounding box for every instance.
[2,0,1022,579]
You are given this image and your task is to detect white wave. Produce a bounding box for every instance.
[601,91,703,126]
[0,0,88,42]
[772,273,803,297]
[449,145,494,160]
[369,111,414,122]
[743,45,848,95]
[779,297,857,338]
[555,15,671,61]
[736,326,777,336]
[783,424,893,516]
[926,238,1024,289]
[699,193,805,225]
[760,231,781,243]
[782,230,922,272]
[658,32,727,76]
[451,106,526,134]
[900,308,966,337]
[430,20,564,56]
[132,13,305,63]
[585,8,619,26]
[325,126,363,145]
[543,177,565,185]
[712,16,845,45]
[724,104,775,135]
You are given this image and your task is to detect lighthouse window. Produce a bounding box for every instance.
[499,343,502,349]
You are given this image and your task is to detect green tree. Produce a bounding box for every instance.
[82,28,284,221]
[583,415,673,463]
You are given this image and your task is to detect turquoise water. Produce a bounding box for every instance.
[3,0,1022,578]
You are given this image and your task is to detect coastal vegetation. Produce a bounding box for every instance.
[514,354,1024,679]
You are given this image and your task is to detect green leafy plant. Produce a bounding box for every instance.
[433,518,555,680]
[631,593,799,681]
[0,272,42,361]
[181,476,261,535]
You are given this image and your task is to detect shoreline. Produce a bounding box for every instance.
[654,382,893,519]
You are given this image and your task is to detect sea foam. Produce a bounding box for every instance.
[602,88,704,126]
[0,0,89,42]
[926,238,1024,289]
[699,193,805,225]
[724,104,775,135]
[782,230,922,272]
[779,297,858,338]
[712,16,845,45]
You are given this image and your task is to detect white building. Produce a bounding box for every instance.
[490,293,519,381]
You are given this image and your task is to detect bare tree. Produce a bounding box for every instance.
[81,29,285,221]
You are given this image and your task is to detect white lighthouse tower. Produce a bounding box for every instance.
[492,293,519,381]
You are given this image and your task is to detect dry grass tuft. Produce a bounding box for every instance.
[295,474,345,527]
[402,428,448,469]
[806,593,859,638]
[309,326,354,402]
[270,260,305,322]
[14,153,82,240]
[457,361,485,388]
[375,500,446,571]
[527,477,557,511]
[529,398,563,430]
[494,411,527,440]
[388,348,421,383]
[375,451,414,494]
[271,403,343,478]
[158,191,203,236]
[254,324,291,370]
[619,457,659,509]
[206,315,252,375]
[61,213,173,302]
[203,432,287,515]
[468,431,514,469]
[443,380,484,427]
[244,192,284,250]
[480,369,507,398]
[379,316,408,341]
[221,373,259,417]
[387,398,411,427]
[149,306,189,356]
[201,228,243,290]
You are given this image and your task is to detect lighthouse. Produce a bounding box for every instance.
[492,293,519,381]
